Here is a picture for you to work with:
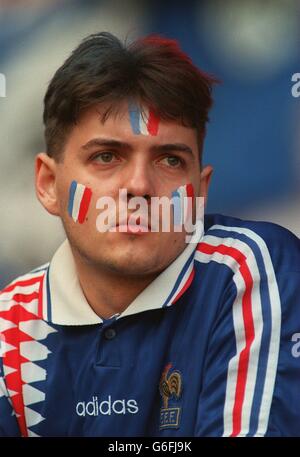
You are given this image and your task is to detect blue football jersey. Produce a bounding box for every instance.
[0,213,300,437]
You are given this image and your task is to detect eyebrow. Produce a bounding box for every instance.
[81,138,128,150]
[155,143,193,156]
[81,138,194,156]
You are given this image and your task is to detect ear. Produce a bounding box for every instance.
[35,152,60,216]
[199,165,213,207]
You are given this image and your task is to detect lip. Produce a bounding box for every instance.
[109,217,151,235]
[114,224,150,235]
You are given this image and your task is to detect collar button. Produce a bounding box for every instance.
[104,328,116,340]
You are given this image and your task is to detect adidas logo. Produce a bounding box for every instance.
[76,395,139,416]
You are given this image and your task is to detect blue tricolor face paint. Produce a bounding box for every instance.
[68,181,92,224]
[172,183,194,226]
[128,103,160,136]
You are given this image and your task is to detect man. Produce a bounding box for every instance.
[0,32,299,437]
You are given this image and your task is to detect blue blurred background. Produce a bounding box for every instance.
[0,0,299,287]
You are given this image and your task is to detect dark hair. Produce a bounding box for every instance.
[43,32,218,161]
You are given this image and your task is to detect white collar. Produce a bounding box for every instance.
[42,238,199,326]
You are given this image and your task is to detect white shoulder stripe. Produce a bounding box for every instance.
[198,234,265,436]
[209,225,281,436]
[196,225,281,436]
[195,238,262,436]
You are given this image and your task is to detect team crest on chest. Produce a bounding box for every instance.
[159,363,182,429]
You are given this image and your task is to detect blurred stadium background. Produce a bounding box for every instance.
[0,0,299,287]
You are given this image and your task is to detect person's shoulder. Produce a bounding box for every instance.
[204,212,299,244]
[0,263,49,305]
[203,213,300,272]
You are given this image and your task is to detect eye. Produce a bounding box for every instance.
[160,156,183,168]
[92,152,117,164]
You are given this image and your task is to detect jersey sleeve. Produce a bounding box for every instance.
[195,223,300,437]
[0,341,20,436]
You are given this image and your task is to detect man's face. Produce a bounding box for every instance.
[37,101,212,278]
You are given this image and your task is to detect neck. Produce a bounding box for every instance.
[71,250,158,320]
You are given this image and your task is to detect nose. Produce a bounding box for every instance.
[121,157,156,202]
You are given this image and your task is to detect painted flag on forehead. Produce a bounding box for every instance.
[128,103,160,136]
[172,183,194,226]
[68,181,92,224]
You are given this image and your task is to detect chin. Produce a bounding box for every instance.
[96,250,163,276]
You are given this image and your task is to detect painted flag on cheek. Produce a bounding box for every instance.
[68,181,92,224]
[172,183,194,226]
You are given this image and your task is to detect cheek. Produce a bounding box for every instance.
[67,180,93,224]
